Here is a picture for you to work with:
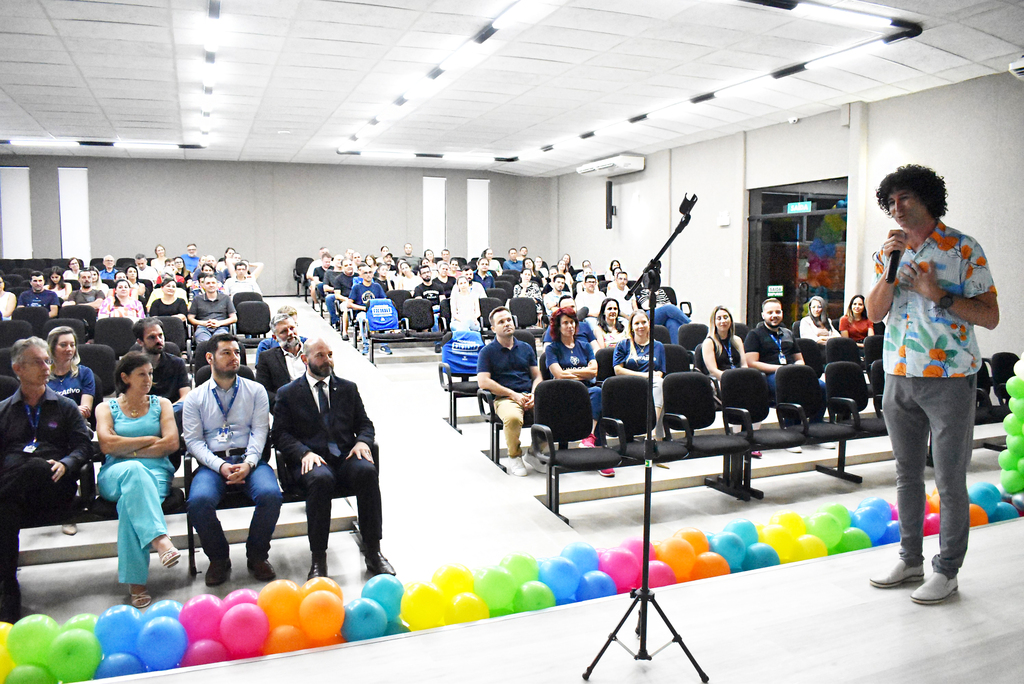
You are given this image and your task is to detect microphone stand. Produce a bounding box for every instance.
[583,195,708,682]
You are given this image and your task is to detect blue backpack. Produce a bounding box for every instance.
[366,299,400,332]
[442,330,485,375]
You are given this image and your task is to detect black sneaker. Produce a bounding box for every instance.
[342,334,350,341]
[0,578,22,624]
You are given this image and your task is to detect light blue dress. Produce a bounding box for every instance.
[97,395,174,585]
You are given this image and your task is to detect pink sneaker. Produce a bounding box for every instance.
[580,434,597,448]
[599,468,615,478]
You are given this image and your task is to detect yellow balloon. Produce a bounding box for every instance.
[755,523,765,542]
[761,524,796,563]
[769,511,806,539]
[432,564,474,600]
[793,535,829,561]
[444,593,490,625]
[0,622,11,647]
[0,643,13,684]
[400,582,445,632]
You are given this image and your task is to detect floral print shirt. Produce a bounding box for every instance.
[872,222,995,378]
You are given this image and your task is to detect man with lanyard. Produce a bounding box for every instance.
[347,264,391,356]
[867,165,999,605]
[0,337,92,622]
[134,318,190,411]
[477,307,542,478]
[183,334,281,586]
[744,297,805,399]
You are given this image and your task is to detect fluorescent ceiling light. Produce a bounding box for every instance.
[550,136,587,151]
[441,154,493,163]
[202,63,216,88]
[376,103,406,122]
[113,142,180,150]
[805,42,881,70]
[8,139,80,147]
[360,151,416,160]
[439,42,480,72]
[199,120,212,133]
[793,3,892,30]
[404,77,445,101]
[515,149,547,162]
[492,1,531,30]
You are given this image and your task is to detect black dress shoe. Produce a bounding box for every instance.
[247,558,277,582]
[308,553,328,580]
[205,559,232,587]
[0,579,21,624]
[364,551,395,577]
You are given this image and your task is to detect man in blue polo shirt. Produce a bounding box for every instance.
[348,263,391,356]
[17,272,60,318]
[473,258,494,290]
[477,306,541,477]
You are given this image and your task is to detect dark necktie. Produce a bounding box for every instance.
[316,380,329,419]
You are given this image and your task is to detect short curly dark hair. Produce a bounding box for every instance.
[876,164,947,220]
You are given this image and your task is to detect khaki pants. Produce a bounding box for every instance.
[494,397,527,458]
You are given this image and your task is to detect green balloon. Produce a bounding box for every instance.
[1001,468,1024,494]
[46,629,101,683]
[6,616,59,667]
[998,449,1021,472]
[499,553,539,586]
[512,581,556,613]
[5,665,57,684]
[1007,376,1024,400]
[472,566,517,613]
[817,503,851,530]
[1003,413,1023,437]
[1009,397,1024,420]
[60,615,97,634]
[833,527,872,554]
[1007,435,1024,458]
[805,512,844,549]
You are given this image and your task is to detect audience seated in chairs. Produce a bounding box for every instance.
[256,313,307,407]
[147,276,189,321]
[68,268,106,311]
[0,276,17,320]
[99,280,146,321]
[449,276,482,332]
[839,294,874,346]
[634,284,690,349]
[800,295,840,346]
[223,260,263,297]
[188,274,237,344]
[613,309,666,438]
[46,326,97,425]
[592,298,626,351]
[17,272,60,318]
[45,267,72,301]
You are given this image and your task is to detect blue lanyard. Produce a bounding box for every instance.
[24,403,41,445]
[769,329,786,363]
[212,380,239,428]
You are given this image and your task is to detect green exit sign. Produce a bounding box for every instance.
[787,201,812,213]
[767,285,784,297]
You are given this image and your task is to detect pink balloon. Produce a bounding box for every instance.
[619,537,656,565]
[923,513,940,536]
[220,603,270,657]
[180,639,230,667]
[179,594,225,642]
[222,588,259,610]
[889,502,899,521]
[644,561,677,588]
[598,548,641,594]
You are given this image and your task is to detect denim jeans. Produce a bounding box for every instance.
[653,305,690,345]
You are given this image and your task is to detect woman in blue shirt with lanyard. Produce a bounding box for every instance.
[699,306,748,381]
[46,327,97,422]
[95,352,181,608]
[613,310,667,436]
[545,307,602,449]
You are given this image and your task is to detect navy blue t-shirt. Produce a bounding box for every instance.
[18,289,60,310]
[473,273,494,290]
[477,338,537,393]
[349,280,386,307]
[47,366,97,405]
[613,339,666,374]
[545,339,596,385]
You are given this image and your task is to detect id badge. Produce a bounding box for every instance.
[23,443,37,454]
[779,354,787,365]
[216,427,231,443]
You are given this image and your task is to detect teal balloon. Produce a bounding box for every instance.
[382,620,410,636]
[968,482,1001,517]
[362,574,405,622]
[512,581,556,613]
[7,615,60,667]
[5,664,57,684]
[990,501,1021,522]
[499,553,539,586]
[46,629,101,683]
[341,599,388,642]
[722,519,759,547]
[61,615,97,634]
[708,532,746,572]
[740,543,780,571]
[832,527,872,554]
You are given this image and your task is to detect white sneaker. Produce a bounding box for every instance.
[508,457,528,477]
[821,442,837,449]
[786,446,803,453]
[870,560,924,588]
[523,450,546,473]
[911,573,958,605]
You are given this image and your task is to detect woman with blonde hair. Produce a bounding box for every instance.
[799,295,839,345]
[700,306,748,380]
[47,326,97,420]
[613,309,666,433]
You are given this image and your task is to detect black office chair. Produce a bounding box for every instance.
[795,337,825,378]
[236,301,271,347]
[663,343,691,374]
[651,324,671,346]
[94,318,136,358]
[403,297,445,343]
[231,291,263,308]
[862,334,884,368]
[595,347,615,383]
[675,323,708,352]
[58,305,98,340]
[477,297,503,337]
[600,375,688,463]
[155,316,189,357]
[12,306,51,337]
[293,257,314,298]
[41,318,87,342]
[485,288,508,302]
[508,297,544,338]
[78,344,116,397]
[437,332,478,434]
[825,361,887,436]
[0,319,33,349]
[825,336,861,365]
[0,375,20,401]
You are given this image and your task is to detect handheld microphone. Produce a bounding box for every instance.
[885,249,901,284]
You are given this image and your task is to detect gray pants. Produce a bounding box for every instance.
[883,373,976,578]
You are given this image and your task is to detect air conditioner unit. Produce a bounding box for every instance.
[1010,55,1024,81]
[576,154,645,177]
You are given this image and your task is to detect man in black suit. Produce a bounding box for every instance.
[271,337,394,579]
[255,313,306,408]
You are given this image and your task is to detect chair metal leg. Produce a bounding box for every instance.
[815,440,862,483]
[187,511,197,576]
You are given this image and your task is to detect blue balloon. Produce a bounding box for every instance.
[575,571,616,602]
[94,653,146,679]
[968,482,1001,517]
[94,606,143,656]
[722,519,759,547]
[858,497,893,521]
[135,617,187,671]
[741,543,779,571]
[990,501,1021,522]
[341,598,388,642]
[851,507,888,543]
[877,520,901,545]
[361,574,404,622]
[709,531,746,572]
[555,595,577,606]
[560,542,599,574]
[382,619,410,636]
[537,557,581,603]
[143,600,182,623]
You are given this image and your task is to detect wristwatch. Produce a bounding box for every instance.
[938,293,954,309]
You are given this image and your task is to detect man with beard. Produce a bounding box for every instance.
[134,318,189,409]
[256,313,307,408]
[272,337,394,578]
[183,334,281,586]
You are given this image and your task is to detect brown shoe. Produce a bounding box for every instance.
[247,558,276,582]
[205,559,231,587]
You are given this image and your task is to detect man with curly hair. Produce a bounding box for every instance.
[866,164,999,605]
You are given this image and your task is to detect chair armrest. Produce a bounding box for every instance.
[600,416,629,455]
[530,424,555,467]
[477,388,496,418]
[995,383,1009,405]
[722,406,753,440]
[77,460,97,508]
[438,362,453,391]
[828,396,862,429]
[661,412,692,449]
[775,403,809,433]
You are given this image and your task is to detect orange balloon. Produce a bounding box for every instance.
[308,634,346,648]
[258,580,303,630]
[927,494,941,514]
[673,527,709,555]
[690,552,730,580]
[301,576,344,601]
[969,503,988,527]
[655,538,696,582]
[299,590,345,641]
[262,625,312,655]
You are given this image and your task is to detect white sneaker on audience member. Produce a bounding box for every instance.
[821,442,837,449]
[508,457,528,477]
[870,560,924,588]
[523,450,546,473]
[786,446,802,453]
[910,573,958,604]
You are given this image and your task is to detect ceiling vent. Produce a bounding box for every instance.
[576,155,645,177]
[1010,55,1024,81]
